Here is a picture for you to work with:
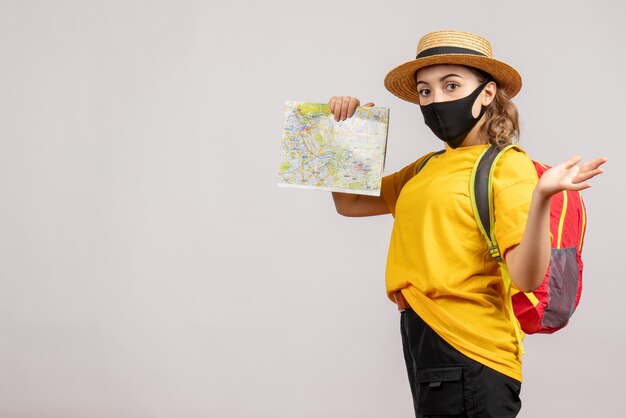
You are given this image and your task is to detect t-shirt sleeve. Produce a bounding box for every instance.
[380,155,429,217]
[493,148,539,257]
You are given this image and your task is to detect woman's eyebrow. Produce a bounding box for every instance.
[416,73,464,86]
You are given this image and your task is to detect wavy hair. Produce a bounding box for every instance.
[466,66,520,149]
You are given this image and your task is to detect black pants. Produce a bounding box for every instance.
[400,307,522,418]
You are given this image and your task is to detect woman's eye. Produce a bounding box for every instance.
[418,89,431,97]
[445,83,459,91]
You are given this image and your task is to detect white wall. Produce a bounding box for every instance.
[1,0,624,416]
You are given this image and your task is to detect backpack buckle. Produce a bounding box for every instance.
[489,244,502,262]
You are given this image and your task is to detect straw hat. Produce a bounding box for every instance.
[384,30,522,104]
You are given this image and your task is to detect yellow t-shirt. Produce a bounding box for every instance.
[381,143,538,382]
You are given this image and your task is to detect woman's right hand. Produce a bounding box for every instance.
[328,96,375,121]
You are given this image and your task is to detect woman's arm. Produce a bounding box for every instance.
[505,156,607,292]
[332,192,390,217]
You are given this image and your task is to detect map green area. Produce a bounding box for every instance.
[278,101,389,196]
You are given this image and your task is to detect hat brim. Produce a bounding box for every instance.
[384,54,522,104]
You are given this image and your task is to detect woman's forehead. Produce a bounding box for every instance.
[415,64,474,80]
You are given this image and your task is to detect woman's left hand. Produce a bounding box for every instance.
[536,155,608,198]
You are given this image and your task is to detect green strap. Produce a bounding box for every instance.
[416,150,445,174]
[469,144,526,358]
[417,146,527,357]
[469,144,523,260]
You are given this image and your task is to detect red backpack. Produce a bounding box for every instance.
[417,144,586,347]
[469,145,586,338]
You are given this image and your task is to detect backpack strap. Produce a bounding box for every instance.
[416,149,445,174]
[470,144,526,358]
[470,144,525,260]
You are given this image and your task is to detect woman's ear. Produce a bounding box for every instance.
[482,81,497,106]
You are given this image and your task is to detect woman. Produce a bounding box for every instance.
[329,30,606,417]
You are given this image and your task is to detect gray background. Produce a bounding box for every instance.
[1,0,624,417]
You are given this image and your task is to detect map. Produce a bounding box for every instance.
[278,101,389,196]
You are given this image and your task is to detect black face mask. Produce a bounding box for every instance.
[420,81,490,149]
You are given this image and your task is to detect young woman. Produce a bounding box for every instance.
[329,30,606,417]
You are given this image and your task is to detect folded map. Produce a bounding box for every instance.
[278,101,389,196]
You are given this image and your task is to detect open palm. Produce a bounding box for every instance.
[537,156,607,197]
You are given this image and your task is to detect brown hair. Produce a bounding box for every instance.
[466,66,520,149]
